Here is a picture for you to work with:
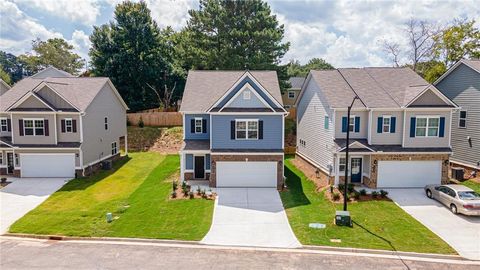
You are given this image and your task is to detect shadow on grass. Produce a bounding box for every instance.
[282,165,311,209]
[60,156,132,192]
[127,126,164,151]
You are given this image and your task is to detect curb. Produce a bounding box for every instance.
[2,233,470,262]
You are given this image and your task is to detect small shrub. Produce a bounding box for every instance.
[380,190,389,198]
[359,189,367,196]
[347,183,355,193]
[371,191,378,199]
[138,117,145,128]
[182,184,189,197]
[171,191,177,198]
[189,191,194,199]
[352,191,360,200]
[1,177,6,183]
[196,186,202,195]
[332,192,340,201]
[181,181,187,189]
[330,185,334,193]
[172,181,178,192]
[201,190,207,199]
[338,183,345,192]
[126,118,132,126]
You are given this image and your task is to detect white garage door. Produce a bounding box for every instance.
[377,160,441,188]
[216,161,277,187]
[21,154,75,178]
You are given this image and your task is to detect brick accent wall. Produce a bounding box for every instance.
[13,169,20,178]
[184,172,210,181]
[368,154,449,188]
[210,154,284,190]
[295,154,334,186]
[82,153,122,177]
[0,168,6,175]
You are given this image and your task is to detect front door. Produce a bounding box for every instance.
[6,152,14,174]
[194,156,205,179]
[350,158,362,183]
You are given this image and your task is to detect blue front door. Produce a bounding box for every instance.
[351,158,362,183]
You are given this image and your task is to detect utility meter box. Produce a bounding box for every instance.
[335,210,352,227]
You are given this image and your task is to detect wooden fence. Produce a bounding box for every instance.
[127,112,182,127]
[284,146,296,155]
[286,108,296,120]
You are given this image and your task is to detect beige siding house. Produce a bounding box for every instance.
[296,67,457,188]
[0,79,11,96]
[281,77,304,110]
[0,67,128,178]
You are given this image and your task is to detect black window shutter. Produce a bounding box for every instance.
[44,119,49,136]
[7,119,11,131]
[72,119,77,133]
[259,120,263,139]
[202,119,207,133]
[190,119,195,133]
[19,119,24,136]
[230,121,235,139]
[61,119,66,133]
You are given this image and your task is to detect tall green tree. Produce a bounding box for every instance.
[175,0,290,88]
[0,51,33,83]
[90,1,178,111]
[287,58,334,77]
[0,65,12,85]
[433,19,480,67]
[19,38,84,75]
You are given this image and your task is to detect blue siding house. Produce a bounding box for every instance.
[179,71,287,189]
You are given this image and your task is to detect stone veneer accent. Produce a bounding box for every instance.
[367,154,449,188]
[210,154,284,190]
[81,153,122,177]
[0,168,7,175]
[295,154,334,186]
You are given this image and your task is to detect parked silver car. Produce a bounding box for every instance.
[424,184,480,216]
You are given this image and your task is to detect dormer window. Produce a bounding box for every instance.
[243,90,251,100]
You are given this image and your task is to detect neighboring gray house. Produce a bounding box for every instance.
[295,67,458,188]
[0,79,11,96]
[435,59,480,171]
[282,77,305,110]
[179,70,287,189]
[0,67,128,178]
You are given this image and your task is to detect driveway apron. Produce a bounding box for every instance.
[1,178,68,234]
[201,188,301,248]
[387,188,480,260]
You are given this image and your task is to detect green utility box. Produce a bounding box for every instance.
[335,210,352,227]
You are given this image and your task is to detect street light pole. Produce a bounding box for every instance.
[343,96,359,211]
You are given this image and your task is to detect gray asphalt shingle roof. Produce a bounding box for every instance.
[288,77,305,89]
[309,67,432,108]
[179,70,282,112]
[463,59,480,73]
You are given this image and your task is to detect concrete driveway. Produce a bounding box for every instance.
[387,188,480,260]
[201,188,301,248]
[0,178,68,234]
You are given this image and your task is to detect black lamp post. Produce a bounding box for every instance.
[343,96,359,211]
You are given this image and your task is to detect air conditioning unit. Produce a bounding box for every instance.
[102,160,113,170]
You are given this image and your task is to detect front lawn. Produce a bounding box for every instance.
[462,179,480,193]
[10,152,214,240]
[281,157,456,254]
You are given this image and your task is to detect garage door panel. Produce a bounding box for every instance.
[21,154,75,178]
[377,160,441,188]
[216,161,277,187]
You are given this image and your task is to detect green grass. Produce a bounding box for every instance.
[281,157,456,254]
[10,152,214,240]
[462,179,480,193]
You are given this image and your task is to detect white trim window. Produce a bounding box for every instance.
[65,118,73,133]
[0,118,7,132]
[459,110,467,128]
[24,119,44,136]
[339,157,346,172]
[194,118,203,133]
[243,90,251,100]
[0,152,3,165]
[348,116,355,132]
[288,91,295,99]
[416,117,439,137]
[111,141,118,155]
[235,120,258,140]
[382,116,391,133]
[104,117,108,130]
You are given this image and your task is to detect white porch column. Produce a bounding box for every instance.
[180,152,184,181]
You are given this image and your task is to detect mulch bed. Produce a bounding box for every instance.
[325,187,391,203]
[169,185,216,200]
[0,181,11,189]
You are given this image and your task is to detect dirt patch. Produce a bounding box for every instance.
[128,126,182,153]
[291,156,329,191]
[149,127,183,154]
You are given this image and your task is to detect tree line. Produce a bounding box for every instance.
[1,0,479,111]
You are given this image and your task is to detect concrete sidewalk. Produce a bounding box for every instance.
[201,188,301,248]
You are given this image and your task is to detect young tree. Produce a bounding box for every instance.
[175,0,290,88]
[287,58,334,77]
[19,38,84,75]
[89,1,178,111]
[0,51,31,83]
[433,19,480,67]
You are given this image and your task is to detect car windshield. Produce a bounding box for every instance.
[458,191,480,200]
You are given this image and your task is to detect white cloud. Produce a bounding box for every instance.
[145,0,196,30]
[0,0,63,55]
[13,0,101,25]
[69,30,91,61]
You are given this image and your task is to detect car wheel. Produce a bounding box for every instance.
[450,204,458,215]
[426,189,432,199]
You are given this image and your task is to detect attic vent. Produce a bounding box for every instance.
[243,90,251,100]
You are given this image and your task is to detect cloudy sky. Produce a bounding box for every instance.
[1,0,479,68]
